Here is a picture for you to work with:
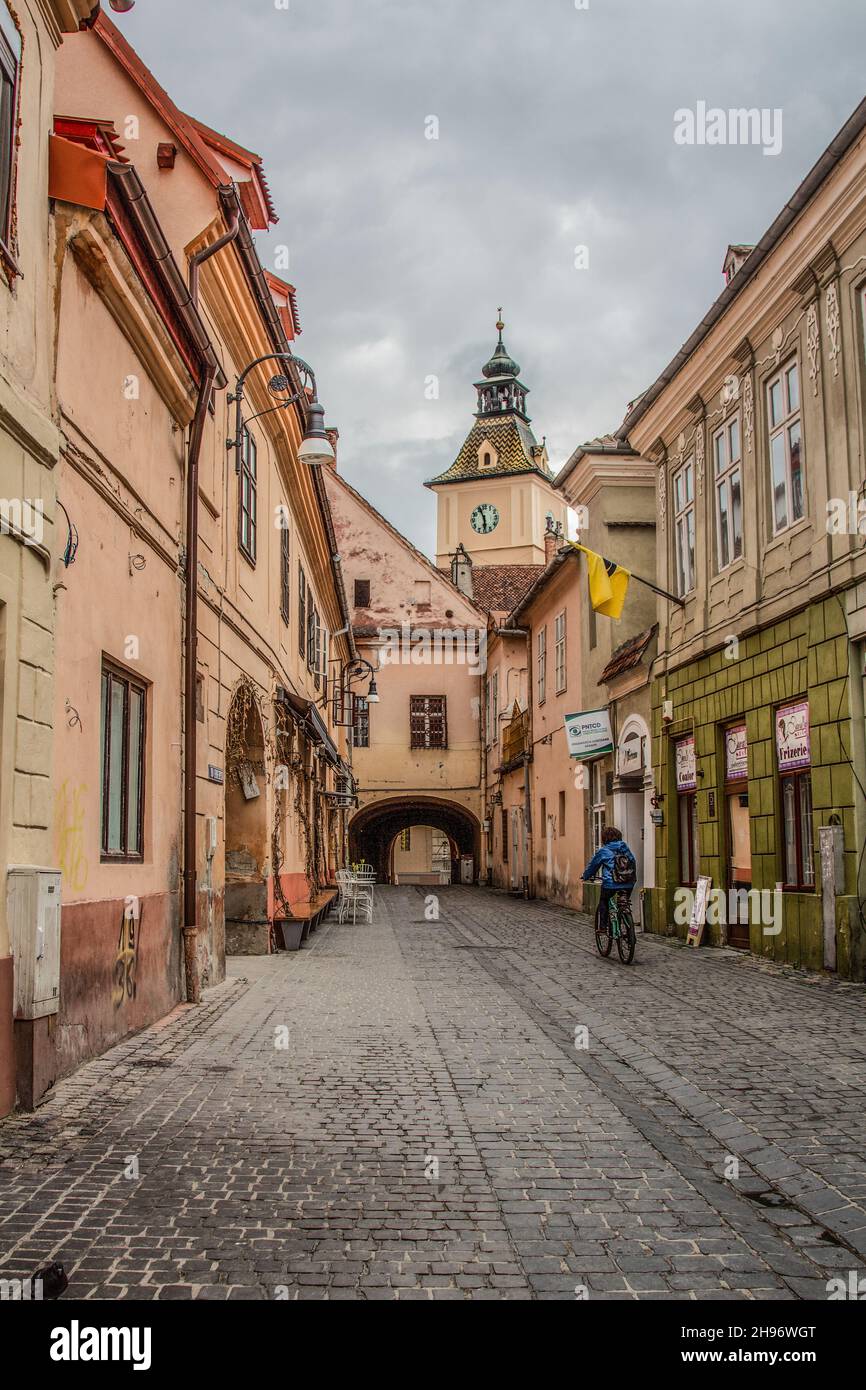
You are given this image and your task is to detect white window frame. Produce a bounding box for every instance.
[767,358,804,535]
[713,415,743,570]
[672,458,695,597]
[554,611,566,694]
[536,626,546,704]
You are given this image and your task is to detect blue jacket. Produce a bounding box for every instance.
[582,840,636,890]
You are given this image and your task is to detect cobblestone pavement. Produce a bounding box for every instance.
[1,886,865,1301]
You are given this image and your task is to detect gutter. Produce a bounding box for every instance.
[106,163,225,389]
[618,96,866,442]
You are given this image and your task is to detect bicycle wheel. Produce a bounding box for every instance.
[615,894,636,964]
[594,898,612,956]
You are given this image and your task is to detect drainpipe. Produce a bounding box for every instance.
[183,196,240,1004]
[522,751,533,900]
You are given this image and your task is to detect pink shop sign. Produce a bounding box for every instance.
[775,701,810,771]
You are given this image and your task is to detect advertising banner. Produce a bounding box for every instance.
[564,708,614,760]
[775,701,810,770]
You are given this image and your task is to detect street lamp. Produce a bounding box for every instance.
[227,351,335,468]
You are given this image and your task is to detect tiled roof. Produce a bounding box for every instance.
[598,626,657,685]
[470,564,543,613]
[426,417,549,486]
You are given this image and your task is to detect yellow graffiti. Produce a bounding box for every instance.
[112,911,138,1009]
[54,780,88,891]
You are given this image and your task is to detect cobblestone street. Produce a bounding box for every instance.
[1,886,865,1301]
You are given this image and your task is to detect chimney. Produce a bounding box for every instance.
[324,427,339,469]
[450,542,473,597]
[544,518,561,565]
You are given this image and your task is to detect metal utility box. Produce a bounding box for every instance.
[8,867,62,1019]
[460,854,474,885]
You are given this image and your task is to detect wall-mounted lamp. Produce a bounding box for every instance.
[227,352,335,469]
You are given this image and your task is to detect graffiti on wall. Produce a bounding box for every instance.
[54,780,88,891]
[112,896,140,1009]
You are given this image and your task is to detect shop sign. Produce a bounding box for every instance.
[775,701,810,771]
[564,708,613,760]
[675,734,696,792]
[724,723,748,781]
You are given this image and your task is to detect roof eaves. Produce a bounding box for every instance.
[618,95,866,443]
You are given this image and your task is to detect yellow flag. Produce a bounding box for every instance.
[570,543,630,620]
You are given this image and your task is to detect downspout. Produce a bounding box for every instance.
[182,195,240,1004]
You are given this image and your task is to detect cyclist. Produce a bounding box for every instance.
[582,826,637,936]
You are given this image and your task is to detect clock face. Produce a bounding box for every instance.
[470,502,500,535]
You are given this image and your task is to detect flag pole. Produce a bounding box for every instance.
[627,570,686,608]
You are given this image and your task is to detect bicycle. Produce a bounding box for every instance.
[594,889,636,964]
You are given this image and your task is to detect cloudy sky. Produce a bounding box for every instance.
[119,0,866,557]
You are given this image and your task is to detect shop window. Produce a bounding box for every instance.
[781,772,815,889]
[675,734,698,885]
[713,416,743,569]
[678,793,699,886]
[774,700,814,888]
[100,662,146,861]
[767,359,804,533]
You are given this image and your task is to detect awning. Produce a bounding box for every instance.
[276,687,339,766]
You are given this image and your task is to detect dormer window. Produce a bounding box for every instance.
[477,440,498,470]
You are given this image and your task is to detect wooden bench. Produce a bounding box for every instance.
[274,889,338,951]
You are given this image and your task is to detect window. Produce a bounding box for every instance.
[352,694,369,748]
[354,578,371,607]
[0,9,20,257]
[100,663,146,860]
[540,797,547,835]
[491,669,499,735]
[554,611,566,693]
[537,626,547,704]
[713,416,743,569]
[781,771,814,889]
[280,522,290,625]
[558,789,566,835]
[238,427,257,562]
[307,601,321,688]
[298,565,306,658]
[399,828,411,852]
[501,809,508,862]
[410,695,447,749]
[673,459,695,596]
[679,793,699,885]
[767,359,803,533]
[590,761,606,853]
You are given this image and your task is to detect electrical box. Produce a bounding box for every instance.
[8,867,62,1019]
[205,815,218,859]
[460,854,474,885]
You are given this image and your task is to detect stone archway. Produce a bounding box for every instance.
[349,797,481,884]
[224,681,269,953]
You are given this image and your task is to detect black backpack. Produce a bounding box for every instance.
[611,847,635,884]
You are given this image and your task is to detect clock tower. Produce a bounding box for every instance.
[427,315,567,567]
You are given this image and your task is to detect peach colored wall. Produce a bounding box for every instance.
[525,557,588,909]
